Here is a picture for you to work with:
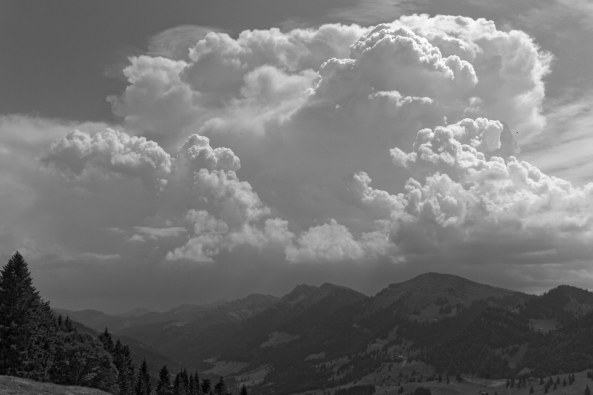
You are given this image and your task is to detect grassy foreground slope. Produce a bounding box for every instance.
[0,375,111,395]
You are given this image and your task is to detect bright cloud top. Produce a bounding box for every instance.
[6,14,590,290]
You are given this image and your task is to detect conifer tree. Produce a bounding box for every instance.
[63,316,75,332]
[193,372,201,395]
[173,373,182,395]
[0,251,57,380]
[240,384,248,395]
[201,378,211,395]
[180,369,190,394]
[113,341,136,395]
[214,377,226,395]
[530,386,534,393]
[585,385,591,395]
[99,328,114,354]
[113,341,126,394]
[157,365,172,395]
[189,374,196,395]
[135,359,152,395]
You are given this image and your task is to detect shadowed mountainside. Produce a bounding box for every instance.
[52,273,593,395]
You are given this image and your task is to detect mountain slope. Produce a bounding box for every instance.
[367,272,521,315]
[55,273,593,395]
[54,299,233,332]
[115,293,280,368]
[66,318,182,376]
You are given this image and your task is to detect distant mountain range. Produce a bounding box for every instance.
[55,273,593,395]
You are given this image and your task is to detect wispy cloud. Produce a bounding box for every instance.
[328,0,422,25]
[523,91,593,184]
[148,25,224,60]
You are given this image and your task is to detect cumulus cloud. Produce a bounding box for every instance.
[42,128,172,189]
[390,118,519,181]
[40,126,292,262]
[361,118,593,268]
[104,17,552,229]
[286,219,393,263]
[8,13,593,308]
[178,134,241,173]
[42,15,578,268]
[395,14,552,137]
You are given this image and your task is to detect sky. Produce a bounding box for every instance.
[1,0,593,312]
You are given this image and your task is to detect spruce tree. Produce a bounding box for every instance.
[214,377,226,395]
[585,385,591,395]
[180,369,190,394]
[113,342,136,395]
[193,372,201,395]
[99,328,114,354]
[63,316,75,332]
[135,359,152,395]
[173,373,182,395]
[0,251,57,380]
[157,365,172,395]
[189,374,196,395]
[201,378,211,395]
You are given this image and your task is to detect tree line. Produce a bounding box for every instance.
[0,252,248,395]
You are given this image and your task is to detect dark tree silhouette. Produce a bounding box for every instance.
[157,365,172,395]
[0,251,56,380]
[135,359,152,395]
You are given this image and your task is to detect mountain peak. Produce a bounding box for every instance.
[280,284,318,306]
[369,272,520,314]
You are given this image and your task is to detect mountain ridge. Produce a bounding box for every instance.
[52,272,593,395]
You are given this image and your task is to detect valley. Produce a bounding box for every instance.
[56,273,593,395]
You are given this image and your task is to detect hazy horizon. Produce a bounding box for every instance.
[51,271,571,315]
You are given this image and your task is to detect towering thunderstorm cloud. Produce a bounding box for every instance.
[2,14,591,303]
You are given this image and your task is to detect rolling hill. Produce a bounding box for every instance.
[53,273,593,395]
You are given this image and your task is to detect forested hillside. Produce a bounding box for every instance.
[0,252,182,395]
[3,252,593,395]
